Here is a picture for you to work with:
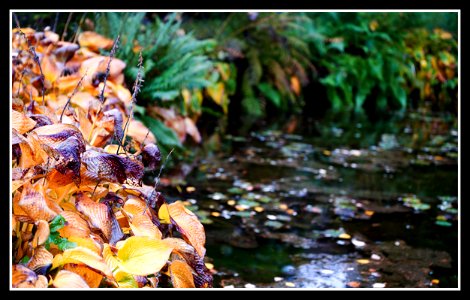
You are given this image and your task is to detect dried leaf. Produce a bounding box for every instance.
[58,210,92,238]
[169,260,195,288]
[66,236,102,255]
[184,117,202,143]
[53,270,90,288]
[35,275,49,288]
[117,236,174,276]
[126,120,156,144]
[141,143,161,170]
[75,193,112,241]
[12,110,37,134]
[52,246,113,277]
[169,201,206,257]
[18,183,61,222]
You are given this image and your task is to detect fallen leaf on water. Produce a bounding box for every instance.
[339,233,351,239]
[356,259,370,264]
[285,282,295,287]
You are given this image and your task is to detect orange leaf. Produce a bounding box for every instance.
[168,201,206,257]
[32,220,50,248]
[169,260,195,288]
[58,211,91,238]
[12,264,39,288]
[129,214,162,240]
[126,120,156,145]
[27,246,53,274]
[63,264,103,288]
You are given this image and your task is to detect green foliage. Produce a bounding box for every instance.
[45,215,77,251]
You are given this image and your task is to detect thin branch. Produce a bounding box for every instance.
[117,52,144,154]
[61,12,73,41]
[99,35,120,104]
[72,12,88,44]
[52,12,59,33]
[15,69,27,98]
[60,70,87,123]
[15,24,46,107]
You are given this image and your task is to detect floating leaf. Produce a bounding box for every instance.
[168,201,206,257]
[117,236,174,276]
[169,260,195,288]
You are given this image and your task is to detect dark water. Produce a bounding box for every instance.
[160,110,458,288]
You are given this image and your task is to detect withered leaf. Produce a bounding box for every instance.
[75,193,112,241]
[18,183,61,222]
[82,150,144,185]
[12,264,38,288]
[168,201,206,257]
[63,264,103,288]
[58,210,91,238]
[12,110,37,134]
[141,143,161,171]
[32,220,50,248]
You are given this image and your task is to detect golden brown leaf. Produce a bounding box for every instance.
[58,210,91,239]
[129,214,162,240]
[169,260,195,288]
[168,201,206,257]
[35,275,49,288]
[126,120,156,144]
[53,270,90,288]
[12,110,37,134]
[66,236,101,255]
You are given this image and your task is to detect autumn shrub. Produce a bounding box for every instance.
[11,27,212,288]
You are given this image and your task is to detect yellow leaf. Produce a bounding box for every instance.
[53,270,90,288]
[169,260,195,288]
[52,246,113,277]
[158,203,171,224]
[117,236,174,276]
[78,31,114,52]
[66,236,101,255]
[102,244,120,272]
[169,201,206,257]
[12,110,37,134]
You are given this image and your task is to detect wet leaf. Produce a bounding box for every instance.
[168,201,206,257]
[53,270,90,288]
[117,236,174,276]
[169,260,195,288]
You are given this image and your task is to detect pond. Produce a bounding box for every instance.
[158,110,458,288]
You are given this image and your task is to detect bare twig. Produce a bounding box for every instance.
[59,70,87,122]
[72,12,87,44]
[117,52,144,154]
[15,69,27,98]
[61,12,73,41]
[98,35,120,104]
[52,12,59,33]
[15,23,46,107]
